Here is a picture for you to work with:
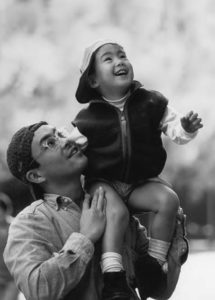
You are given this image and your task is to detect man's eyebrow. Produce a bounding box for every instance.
[39,127,56,145]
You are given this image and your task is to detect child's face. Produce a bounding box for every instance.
[91,43,134,99]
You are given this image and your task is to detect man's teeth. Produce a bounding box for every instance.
[70,147,78,156]
[72,148,77,154]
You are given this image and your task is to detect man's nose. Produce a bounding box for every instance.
[65,133,88,151]
[61,138,75,149]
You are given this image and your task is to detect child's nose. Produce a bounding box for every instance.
[115,57,124,65]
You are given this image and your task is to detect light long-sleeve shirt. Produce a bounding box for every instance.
[3,194,148,300]
[160,106,197,144]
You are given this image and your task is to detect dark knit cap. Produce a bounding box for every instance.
[7,121,47,184]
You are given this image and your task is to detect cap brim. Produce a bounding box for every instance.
[75,67,99,103]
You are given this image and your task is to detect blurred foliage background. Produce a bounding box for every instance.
[0,0,215,243]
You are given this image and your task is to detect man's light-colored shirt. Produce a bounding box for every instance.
[4,194,148,300]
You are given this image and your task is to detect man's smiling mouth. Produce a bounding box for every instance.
[68,144,80,158]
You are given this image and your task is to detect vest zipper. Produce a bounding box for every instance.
[92,100,132,182]
[120,111,127,162]
[119,109,131,181]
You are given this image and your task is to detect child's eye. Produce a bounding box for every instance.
[118,51,127,59]
[104,57,112,62]
[120,54,126,59]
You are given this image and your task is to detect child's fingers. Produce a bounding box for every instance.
[185,111,194,119]
[189,113,198,122]
[182,111,194,122]
[189,118,203,131]
[193,119,203,129]
[197,123,203,129]
[191,117,202,126]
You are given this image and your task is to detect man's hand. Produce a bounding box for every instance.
[80,187,106,243]
[181,111,203,133]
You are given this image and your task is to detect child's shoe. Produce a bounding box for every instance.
[135,253,167,299]
[102,271,131,300]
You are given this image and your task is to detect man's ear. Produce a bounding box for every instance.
[26,169,46,184]
[88,75,99,89]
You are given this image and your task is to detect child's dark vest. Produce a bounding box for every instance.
[73,85,168,184]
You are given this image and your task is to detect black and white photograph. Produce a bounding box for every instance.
[0,1,214,300]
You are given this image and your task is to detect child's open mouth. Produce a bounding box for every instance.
[114,69,128,76]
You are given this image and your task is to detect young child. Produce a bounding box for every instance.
[72,39,203,299]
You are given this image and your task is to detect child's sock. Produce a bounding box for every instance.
[148,238,170,266]
[101,252,123,273]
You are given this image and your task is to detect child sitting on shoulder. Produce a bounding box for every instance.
[72,39,203,300]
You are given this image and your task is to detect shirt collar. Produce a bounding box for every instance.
[43,193,76,211]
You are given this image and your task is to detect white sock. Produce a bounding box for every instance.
[148,238,170,265]
[101,252,123,273]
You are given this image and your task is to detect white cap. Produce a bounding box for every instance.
[80,39,121,74]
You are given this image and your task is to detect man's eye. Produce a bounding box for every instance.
[46,137,58,148]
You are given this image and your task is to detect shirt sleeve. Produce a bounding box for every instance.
[160,106,197,144]
[3,212,94,300]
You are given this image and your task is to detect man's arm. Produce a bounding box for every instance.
[4,190,106,300]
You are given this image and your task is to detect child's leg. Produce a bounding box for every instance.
[88,181,129,270]
[88,182,131,300]
[128,182,179,265]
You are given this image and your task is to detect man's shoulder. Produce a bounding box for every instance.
[13,200,46,223]
[10,199,53,232]
[19,199,44,215]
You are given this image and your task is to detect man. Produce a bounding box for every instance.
[4,121,188,300]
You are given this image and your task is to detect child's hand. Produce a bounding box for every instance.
[180,111,203,133]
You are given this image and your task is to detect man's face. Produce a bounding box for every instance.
[92,43,134,99]
[31,125,88,183]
